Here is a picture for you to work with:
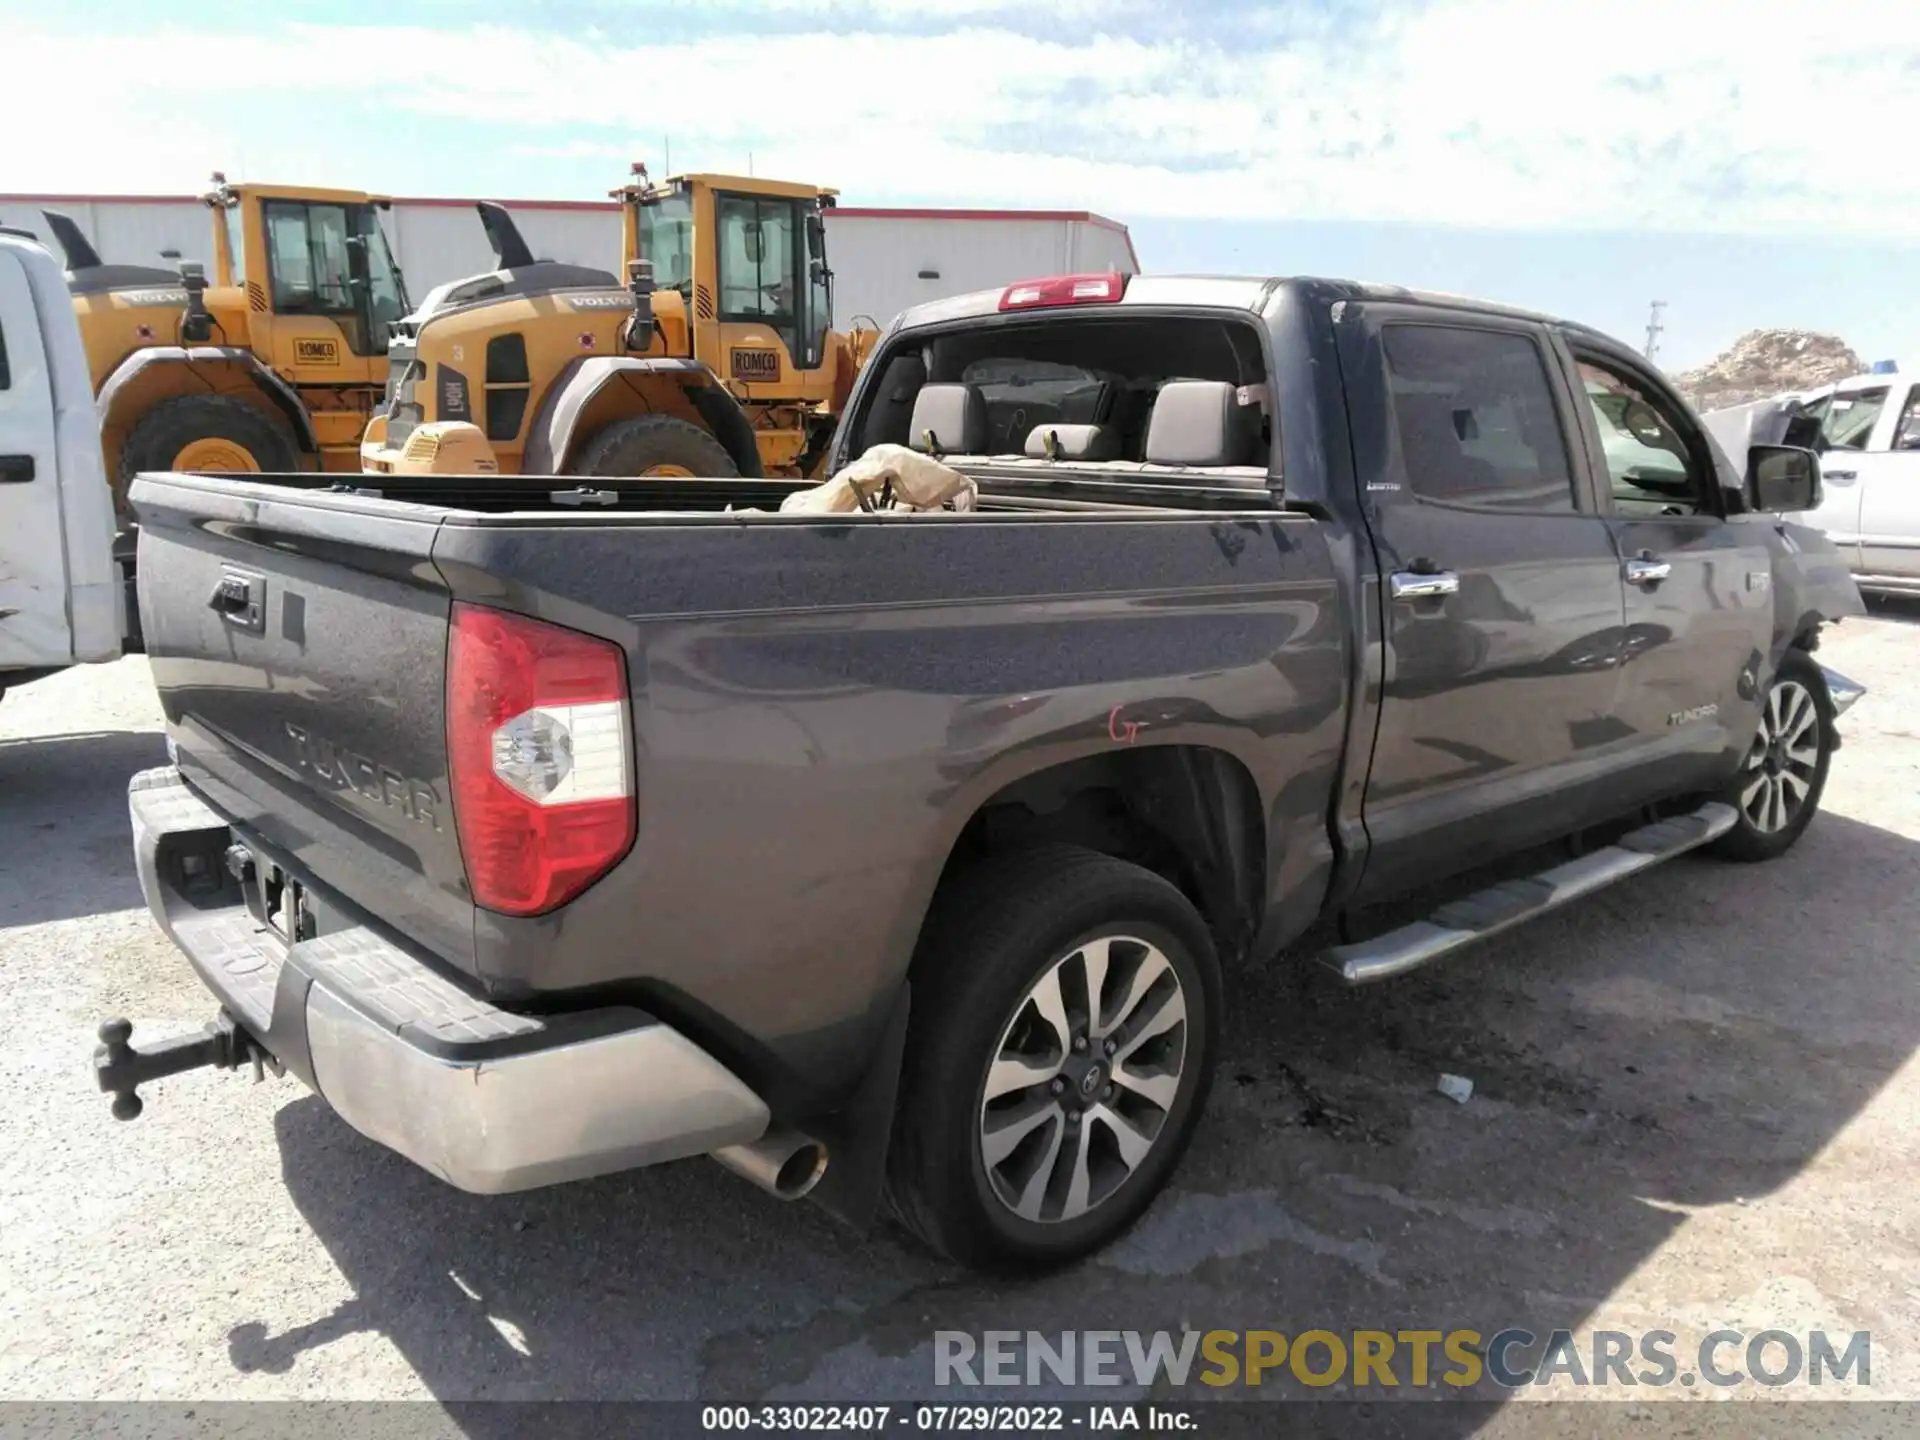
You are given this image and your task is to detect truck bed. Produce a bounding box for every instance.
[231,462,1278,517]
[131,467,1347,1102]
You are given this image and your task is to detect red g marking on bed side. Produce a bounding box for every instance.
[1108,706,1142,744]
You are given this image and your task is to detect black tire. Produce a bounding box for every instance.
[117,395,299,482]
[570,415,739,478]
[1707,648,1834,862]
[886,846,1221,1272]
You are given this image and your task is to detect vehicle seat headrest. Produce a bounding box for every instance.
[908,384,989,455]
[1143,380,1261,466]
[1023,423,1121,461]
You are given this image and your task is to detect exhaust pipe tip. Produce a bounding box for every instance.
[712,1129,828,1201]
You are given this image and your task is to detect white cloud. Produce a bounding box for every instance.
[8,2,1920,237]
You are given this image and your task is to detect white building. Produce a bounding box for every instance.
[0,192,1139,329]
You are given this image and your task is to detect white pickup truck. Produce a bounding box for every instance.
[0,227,122,702]
[1793,369,1920,597]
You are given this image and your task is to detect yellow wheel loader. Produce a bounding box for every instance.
[43,174,410,517]
[359,168,877,481]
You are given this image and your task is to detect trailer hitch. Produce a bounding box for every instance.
[93,1011,279,1121]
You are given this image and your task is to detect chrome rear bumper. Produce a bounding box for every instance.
[128,766,770,1194]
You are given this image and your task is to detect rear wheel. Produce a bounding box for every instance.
[1708,648,1834,861]
[886,846,1220,1271]
[118,395,299,481]
[570,415,739,479]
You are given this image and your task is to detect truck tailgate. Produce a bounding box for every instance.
[133,475,476,972]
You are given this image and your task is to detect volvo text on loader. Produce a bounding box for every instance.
[358,167,875,481]
[43,174,410,518]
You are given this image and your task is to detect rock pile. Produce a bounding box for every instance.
[1672,330,1863,412]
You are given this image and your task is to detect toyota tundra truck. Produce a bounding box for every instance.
[97,272,1866,1271]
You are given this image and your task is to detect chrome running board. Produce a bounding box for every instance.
[1323,801,1738,986]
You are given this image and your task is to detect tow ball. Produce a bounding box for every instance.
[93,1011,281,1121]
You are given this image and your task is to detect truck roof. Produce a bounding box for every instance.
[889,272,1619,349]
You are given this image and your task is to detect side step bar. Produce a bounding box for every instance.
[1323,801,1738,986]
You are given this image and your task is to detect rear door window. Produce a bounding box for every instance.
[1382,325,1578,513]
[1895,386,1920,452]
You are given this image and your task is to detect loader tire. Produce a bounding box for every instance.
[118,395,299,482]
[569,415,739,479]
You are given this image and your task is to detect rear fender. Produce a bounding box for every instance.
[522,356,766,477]
[98,347,318,475]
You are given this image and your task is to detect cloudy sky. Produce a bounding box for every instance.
[6,0,1918,368]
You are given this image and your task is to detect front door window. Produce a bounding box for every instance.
[1806,387,1890,452]
[716,195,799,364]
[1576,361,1714,516]
[262,200,400,357]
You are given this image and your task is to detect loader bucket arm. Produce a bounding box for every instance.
[476,201,536,271]
[41,210,104,271]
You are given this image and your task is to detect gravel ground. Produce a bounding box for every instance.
[2,602,1916,1423]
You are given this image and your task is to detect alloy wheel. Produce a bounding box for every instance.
[977,934,1188,1224]
[1740,678,1821,834]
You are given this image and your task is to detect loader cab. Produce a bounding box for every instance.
[626,171,838,394]
[207,179,409,379]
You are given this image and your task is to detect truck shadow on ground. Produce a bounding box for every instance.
[236,809,1918,1428]
[0,729,167,927]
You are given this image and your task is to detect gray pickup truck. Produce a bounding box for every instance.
[97,273,1866,1271]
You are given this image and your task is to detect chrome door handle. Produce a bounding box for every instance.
[1823,468,1857,481]
[1389,570,1460,600]
[1625,557,1671,586]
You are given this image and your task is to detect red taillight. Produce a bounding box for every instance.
[447,603,634,916]
[997,272,1128,311]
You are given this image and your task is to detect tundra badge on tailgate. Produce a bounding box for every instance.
[283,722,441,830]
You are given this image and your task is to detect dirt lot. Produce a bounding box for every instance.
[2,603,1916,1424]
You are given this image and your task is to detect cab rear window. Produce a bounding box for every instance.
[851,313,1269,468]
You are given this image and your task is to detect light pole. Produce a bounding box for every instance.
[1644,301,1666,362]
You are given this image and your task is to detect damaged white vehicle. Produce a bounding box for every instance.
[1704,367,1920,597]
[0,227,123,704]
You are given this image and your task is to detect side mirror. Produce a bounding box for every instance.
[1746,444,1821,513]
[742,222,763,264]
[178,262,213,344]
[1620,399,1666,444]
[806,212,826,259]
